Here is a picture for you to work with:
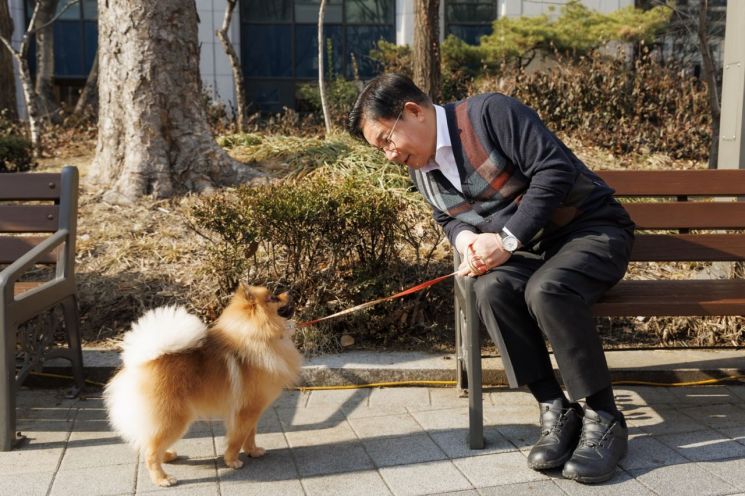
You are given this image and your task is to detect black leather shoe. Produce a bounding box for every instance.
[527,398,583,470]
[562,408,628,484]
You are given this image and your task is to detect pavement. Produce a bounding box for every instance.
[2,349,745,496]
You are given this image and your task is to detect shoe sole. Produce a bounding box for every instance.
[561,448,628,484]
[527,450,574,471]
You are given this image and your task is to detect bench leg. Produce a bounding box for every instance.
[454,291,468,396]
[61,295,85,397]
[0,311,21,451]
[463,278,484,450]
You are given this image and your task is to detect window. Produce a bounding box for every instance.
[240,0,395,112]
[445,0,496,45]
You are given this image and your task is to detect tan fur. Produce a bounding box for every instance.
[109,285,302,487]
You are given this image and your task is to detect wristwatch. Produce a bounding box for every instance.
[499,229,520,253]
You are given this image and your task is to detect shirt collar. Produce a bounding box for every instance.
[421,105,450,173]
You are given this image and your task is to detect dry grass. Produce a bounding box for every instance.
[27,132,743,351]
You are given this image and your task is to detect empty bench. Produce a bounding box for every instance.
[453,169,745,449]
[0,166,84,450]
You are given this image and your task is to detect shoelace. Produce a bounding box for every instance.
[540,407,570,436]
[578,417,615,448]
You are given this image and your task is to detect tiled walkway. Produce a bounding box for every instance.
[3,384,745,495]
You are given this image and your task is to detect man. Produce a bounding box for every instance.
[348,73,635,483]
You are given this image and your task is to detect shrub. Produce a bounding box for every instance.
[297,76,361,129]
[191,172,452,351]
[0,135,34,173]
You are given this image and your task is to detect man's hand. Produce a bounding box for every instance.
[457,233,512,277]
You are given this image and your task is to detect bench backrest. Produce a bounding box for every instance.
[597,170,745,262]
[0,167,79,266]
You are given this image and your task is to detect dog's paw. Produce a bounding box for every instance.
[247,447,266,458]
[163,450,178,463]
[155,476,177,487]
[224,457,244,469]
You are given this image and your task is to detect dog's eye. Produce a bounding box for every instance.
[266,295,280,303]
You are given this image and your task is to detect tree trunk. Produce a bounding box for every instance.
[318,0,331,136]
[72,49,98,119]
[0,0,17,120]
[413,0,441,100]
[216,0,247,133]
[34,0,58,119]
[697,0,720,169]
[90,0,261,204]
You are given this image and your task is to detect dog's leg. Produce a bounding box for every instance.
[145,440,178,487]
[224,408,263,468]
[163,450,178,463]
[242,424,266,458]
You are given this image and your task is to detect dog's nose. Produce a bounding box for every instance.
[277,304,294,319]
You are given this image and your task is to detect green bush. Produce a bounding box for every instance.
[297,76,361,130]
[192,172,452,352]
[0,135,34,173]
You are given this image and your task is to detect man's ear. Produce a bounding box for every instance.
[404,101,425,121]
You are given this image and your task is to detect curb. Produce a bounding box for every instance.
[32,348,745,389]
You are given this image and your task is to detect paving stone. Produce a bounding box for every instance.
[368,388,431,408]
[430,426,515,459]
[0,423,67,474]
[483,404,541,427]
[217,447,303,496]
[554,469,656,495]
[623,405,708,435]
[49,463,137,496]
[629,462,737,496]
[669,386,738,406]
[343,403,410,419]
[349,413,424,438]
[452,451,547,488]
[492,423,539,451]
[284,422,357,448]
[292,441,374,477]
[136,456,218,494]
[306,388,370,408]
[487,389,537,408]
[59,426,138,470]
[678,403,745,429]
[379,460,473,496]
[619,433,688,470]
[698,457,745,491]
[362,432,447,467]
[478,480,566,496]
[272,390,309,409]
[277,403,347,431]
[719,426,745,445]
[427,491,479,496]
[413,388,469,411]
[657,428,745,462]
[613,386,678,408]
[410,407,473,431]
[302,470,392,496]
[726,386,745,402]
[0,470,54,496]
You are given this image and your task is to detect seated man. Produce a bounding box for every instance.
[348,73,635,483]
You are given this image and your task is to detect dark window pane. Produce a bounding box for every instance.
[83,20,97,73]
[345,0,394,24]
[295,24,344,78]
[295,0,343,23]
[241,0,292,22]
[54,21,83,76]
[446,24,491,45]
[243,24,293,77]
[83,0,97,20]
[346,25,394,77]
[446,4,495,23]
[56,0,81,20]
[245,80,296,113]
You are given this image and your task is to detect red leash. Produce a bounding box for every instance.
[296,271,459,328]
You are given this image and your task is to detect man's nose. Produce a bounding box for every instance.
[384,147,400,161]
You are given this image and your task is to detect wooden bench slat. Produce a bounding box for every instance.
[0,173,62,200]
[631,234,745,262]
[0,205,59,233]
[624,202,745,229]
[14,282,42,296]
[0,236,58,264]
[598,170,745,196]
[593,279,745,317]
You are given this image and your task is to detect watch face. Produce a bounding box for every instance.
[502,235,518,252]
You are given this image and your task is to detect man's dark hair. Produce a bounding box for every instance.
[347,73,431,140]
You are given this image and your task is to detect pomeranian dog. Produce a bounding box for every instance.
[104,285,302,487]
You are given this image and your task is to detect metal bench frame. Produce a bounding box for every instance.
[454,169,745,449]
[0,166,84,450]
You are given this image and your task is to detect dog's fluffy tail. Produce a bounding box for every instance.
[105,306,206,450]
[120,305,207,367]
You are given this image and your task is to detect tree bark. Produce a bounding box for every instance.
[0,0,17,120]
[72,49,98,119]
[697,0,720,169]
[318,0,331,136]
[413,0,441,100]
[216,0,247,133]
[34,0,58,119]
[90,0,262,204]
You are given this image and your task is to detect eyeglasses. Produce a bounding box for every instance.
[378,110,403,153]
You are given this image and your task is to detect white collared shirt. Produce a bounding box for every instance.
[420,105,463,193]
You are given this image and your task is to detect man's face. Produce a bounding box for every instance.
[360,103,436,169]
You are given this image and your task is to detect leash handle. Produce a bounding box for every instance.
[296,271,459,328]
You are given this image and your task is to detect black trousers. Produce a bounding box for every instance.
[472,224,634,401]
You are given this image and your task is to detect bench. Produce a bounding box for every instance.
[0,166,84,450]
[453,169,745,449]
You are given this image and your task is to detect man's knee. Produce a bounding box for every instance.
[524,276,579,316]
[473,272,524,311]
